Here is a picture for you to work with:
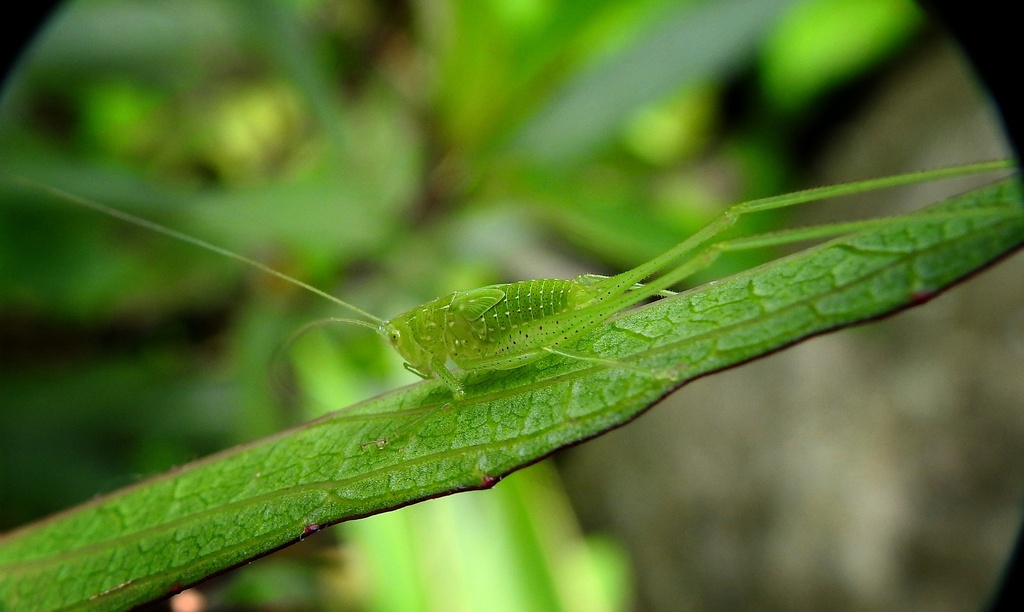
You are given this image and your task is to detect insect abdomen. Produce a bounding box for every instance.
[488,279,577,331]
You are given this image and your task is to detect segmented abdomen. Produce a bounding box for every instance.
[483,278,578,333]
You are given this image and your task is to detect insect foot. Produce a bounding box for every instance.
[654,363,686,382]
[359,401,458,451]
[360,437,390,451]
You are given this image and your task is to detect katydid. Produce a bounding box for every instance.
[8,161,1014,400]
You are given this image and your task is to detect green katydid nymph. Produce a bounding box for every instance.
[8,160,1015,401]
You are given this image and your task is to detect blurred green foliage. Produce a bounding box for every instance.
[0,0,930,608]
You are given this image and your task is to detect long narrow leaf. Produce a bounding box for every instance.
[1,178,1021,610]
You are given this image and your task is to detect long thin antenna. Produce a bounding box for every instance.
[8,175,387,326]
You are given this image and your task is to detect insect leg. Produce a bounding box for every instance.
[575,274,677,297]
[586,168,1019,312]
[402,362,431,380]
[541,346,678,381]
[589,161,1016,301]
[431,361,466,399]
[362,397,459,450]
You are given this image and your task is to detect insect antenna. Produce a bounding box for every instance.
[8,175,387,328]
[270,316,390,407]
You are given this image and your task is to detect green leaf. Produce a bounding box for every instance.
[0,178,1021,610]
[509,0,793,162]
[759,0,923,110]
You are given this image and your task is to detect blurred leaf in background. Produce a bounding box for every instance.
[1,0,1019,610]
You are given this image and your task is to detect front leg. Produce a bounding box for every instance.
[402,360,465,398]
[431,360,465,399]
